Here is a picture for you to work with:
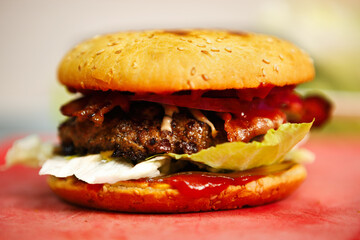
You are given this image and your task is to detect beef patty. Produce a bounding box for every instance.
[59,102,227,162]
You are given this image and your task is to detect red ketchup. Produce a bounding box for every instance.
[157,172,263,198]
[83,162,294,199]
[86,183,104,192]
[82,173,261,199]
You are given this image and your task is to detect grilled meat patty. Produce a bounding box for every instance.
[59,102,227,162]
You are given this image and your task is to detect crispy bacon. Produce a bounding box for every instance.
[60,93,129,126]
[219,109,286,142]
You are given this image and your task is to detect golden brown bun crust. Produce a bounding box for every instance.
[58,30,314,93]
[47,163,306,213]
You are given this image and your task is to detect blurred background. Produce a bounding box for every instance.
[0,0,359,138]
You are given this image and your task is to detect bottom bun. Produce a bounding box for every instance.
[47,163,306,213]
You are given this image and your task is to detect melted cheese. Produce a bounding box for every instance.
[161,104,179,132]
[189,109,218,138]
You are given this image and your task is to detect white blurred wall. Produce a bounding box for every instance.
[0,0,359,137]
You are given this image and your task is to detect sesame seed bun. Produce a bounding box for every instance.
[58,30,315,93]
[47,163,306,213]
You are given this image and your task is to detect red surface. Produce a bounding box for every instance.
[0,135,360,240]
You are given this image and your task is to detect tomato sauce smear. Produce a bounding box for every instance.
[142,162,295,198]
[81,173,262,199]
[158,172,263,198]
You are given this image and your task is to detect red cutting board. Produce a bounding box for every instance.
[0,134,359,240]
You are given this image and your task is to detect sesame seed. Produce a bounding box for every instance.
[78,65,81,71]
[261,67,266,77]
[132,62,138,69]
[279,54,284,60]
[190,67,196,76]
[197,44,206,48]
[107,41,120,46]
[187,39,193,43]
[201,50,210,55]
[273,64,279,72]
[225,47,232,53]
[80,82,85,88]
[216,38,223,42]
[211,48,220,52]
[180,37,186,41]
[262,59,270,64]
[202,74,210,81]
[177,47,184,51]
[205,38,212,44]
[114,50,122,54]
[148,34,154,38]
[96,49,105,55]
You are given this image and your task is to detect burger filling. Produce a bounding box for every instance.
[5,85,331,184]
[58,85,330,163]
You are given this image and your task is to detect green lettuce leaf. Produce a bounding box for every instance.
[168,122,313,171]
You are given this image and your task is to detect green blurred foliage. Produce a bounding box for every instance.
[312,116,360,135]
[301,55,360,92]
[257,0,360,92]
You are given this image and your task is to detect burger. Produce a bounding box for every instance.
[6,30,331,212]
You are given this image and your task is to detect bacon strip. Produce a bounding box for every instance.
[60,93,129,126]
[219,109,286,142]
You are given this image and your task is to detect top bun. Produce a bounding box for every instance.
[58,30,315,93]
